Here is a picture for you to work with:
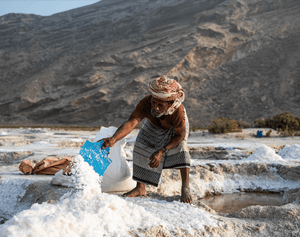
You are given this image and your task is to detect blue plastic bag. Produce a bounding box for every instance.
[79,140,112,176]
[257,130,263,138]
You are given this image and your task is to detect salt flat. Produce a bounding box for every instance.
[0,127,300,236]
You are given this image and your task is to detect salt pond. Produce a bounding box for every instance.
[201,192,286,214]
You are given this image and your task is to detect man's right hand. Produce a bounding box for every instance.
[97,117,138,150]
[98,137,116,149]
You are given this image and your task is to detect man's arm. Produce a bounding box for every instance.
[148,128,185,168]
[100,116,140,148]
[164,128,186,151]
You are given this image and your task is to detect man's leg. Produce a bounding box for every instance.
[123,182,147,197]
[180,168,192,203]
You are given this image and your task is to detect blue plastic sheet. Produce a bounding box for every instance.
[79,140,112,176]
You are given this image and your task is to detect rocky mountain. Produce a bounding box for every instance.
[1,0,300,128]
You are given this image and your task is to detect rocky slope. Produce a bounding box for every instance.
[0,0,300,127]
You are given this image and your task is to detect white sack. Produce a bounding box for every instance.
[93,126,136,192]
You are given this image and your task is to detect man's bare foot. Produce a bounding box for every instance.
[123,187,147,198]
[181,187,192,203]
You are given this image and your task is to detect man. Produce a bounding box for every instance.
[101,77,192,203]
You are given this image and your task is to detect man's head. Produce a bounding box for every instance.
[149,77,185,117]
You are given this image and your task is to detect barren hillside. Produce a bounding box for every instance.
[0,0,300,127]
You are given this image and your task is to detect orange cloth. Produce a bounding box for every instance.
[19,160,34,175]
[19,157,73,175]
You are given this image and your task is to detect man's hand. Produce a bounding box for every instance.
[148,148,165,169]
[97,116,139,150]
[98,137,116,149]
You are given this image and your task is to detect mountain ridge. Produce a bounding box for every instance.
[1,0,300,127]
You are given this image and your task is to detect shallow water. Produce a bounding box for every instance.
[201,192,286,213]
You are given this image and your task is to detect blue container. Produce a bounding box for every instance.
[79,140,112,176]
[257,130,263,138]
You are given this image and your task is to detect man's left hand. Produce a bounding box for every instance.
[148,149,165,169]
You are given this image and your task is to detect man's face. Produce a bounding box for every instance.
[151,97,171,117]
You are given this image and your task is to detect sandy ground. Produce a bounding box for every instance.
[1,128,300,236]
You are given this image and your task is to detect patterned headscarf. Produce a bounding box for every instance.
[149,77,185,116]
